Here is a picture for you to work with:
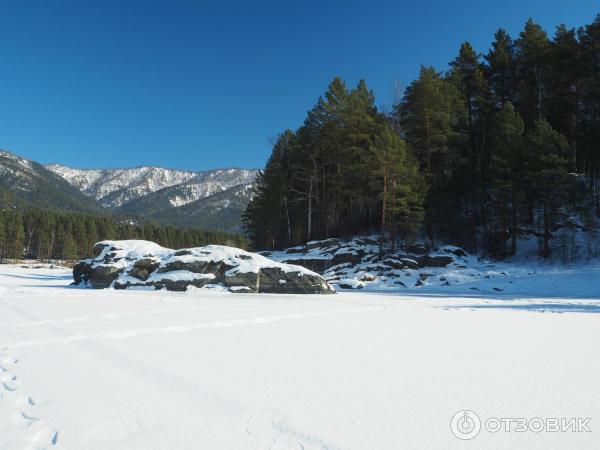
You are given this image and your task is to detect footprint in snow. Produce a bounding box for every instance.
[246,410,335,450]
[15,396,36,407]
[22,422,59,449]
[2,356,19,365]
[2,380,19,392]
[0,354,59,448]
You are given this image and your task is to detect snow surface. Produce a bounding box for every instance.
[1,264,599,449]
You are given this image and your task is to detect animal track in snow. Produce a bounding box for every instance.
[2,380,19,391]
[7,306,382,349]
[0,350,58,449]
[246,409,338,450]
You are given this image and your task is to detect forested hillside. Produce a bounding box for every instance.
[0,209,247,261]
[0,151,104,214]
[245,15,600,259]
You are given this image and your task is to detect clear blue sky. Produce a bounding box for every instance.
[0,0,597,171]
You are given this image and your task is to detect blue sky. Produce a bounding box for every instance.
[0,1,597,171]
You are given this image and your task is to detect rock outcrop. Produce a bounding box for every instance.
[265,237,472,291]
[73,240,334,294]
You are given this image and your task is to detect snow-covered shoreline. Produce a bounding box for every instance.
[266,236,600,298]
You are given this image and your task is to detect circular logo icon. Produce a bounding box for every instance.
[450,410,481,440]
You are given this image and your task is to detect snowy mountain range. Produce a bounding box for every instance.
[46,164,257,209]
[0,150,258,232]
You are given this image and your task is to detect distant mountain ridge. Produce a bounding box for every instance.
[45,164,258,232]
[0,150,257,233]
[46,164,257,208]
[0,150,104,213]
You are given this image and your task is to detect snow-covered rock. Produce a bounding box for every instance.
[73,240,334,294]
[266,237,488,291]
[267,236,600,296]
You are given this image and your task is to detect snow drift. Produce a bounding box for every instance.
[73,240,334,294]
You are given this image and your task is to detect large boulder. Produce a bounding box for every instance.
[73,240,334,294]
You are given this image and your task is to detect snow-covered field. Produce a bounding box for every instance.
[1,264,599,450]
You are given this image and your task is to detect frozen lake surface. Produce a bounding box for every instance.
[0,264,598,449]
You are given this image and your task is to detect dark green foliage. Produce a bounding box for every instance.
[370,127,428,254]
[0,208,247,261]
[121,184,252,233]
[392,16,596,258]
[397,67,468,245]
[514,19,551,127]
[244,78,427,250]
[247,14,600,259]
[487,103,526,257]
[525,120,580,257]
[485,29,518,106]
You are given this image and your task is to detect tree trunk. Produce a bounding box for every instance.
[510,192,517,256]
[284,196,291,243]
[307,179,313,242]
[543,205,550,258]
[379,173,388,258]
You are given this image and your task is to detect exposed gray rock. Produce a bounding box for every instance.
[127,266,149,281]
[399,258,419,270]
[281,258,330,273]
[157,259,233,278]
[382,258,405,269]
[73,260,93,284]
[90,265,123,289]
[257,268,332,294]
[407,243,429,255]
[417,255,455,268]
[331,251,363,266]
[224,271,259,292]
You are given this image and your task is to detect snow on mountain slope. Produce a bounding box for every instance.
[0,150,103,212]
[46,164,197,206]
[0,150,33,176]
[46,164,258,208]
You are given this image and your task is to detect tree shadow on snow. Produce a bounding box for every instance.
[3,273,73,282]
[361,290,600,301]
[447,302,600,314]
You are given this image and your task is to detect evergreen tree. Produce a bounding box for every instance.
[578,15,600,209]
[546,25,581,170]
[370,126,427,254]
[243,130,295,249]
[525,120,578,257]
[488,103,526,256]
[515,19,551,126]
[485,29,518,106]
[398,66,467,244]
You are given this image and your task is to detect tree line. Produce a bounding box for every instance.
[0,208,247,261]
[244,15,600,259]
